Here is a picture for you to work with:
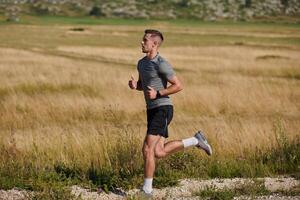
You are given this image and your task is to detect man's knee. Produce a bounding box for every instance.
[143,144,155,159]
[154,148,167,159]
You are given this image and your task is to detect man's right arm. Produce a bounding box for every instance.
[136,78,143,91]
[129,74,143,91]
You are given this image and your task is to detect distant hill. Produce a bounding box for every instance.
[1,0,300,22]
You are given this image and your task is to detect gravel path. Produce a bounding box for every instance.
[0,177,299,200]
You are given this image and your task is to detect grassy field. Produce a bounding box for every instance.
[0,16,299,198]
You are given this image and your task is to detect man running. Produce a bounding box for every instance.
[128,29,212,198]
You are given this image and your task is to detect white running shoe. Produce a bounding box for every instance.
[194,131,212,156]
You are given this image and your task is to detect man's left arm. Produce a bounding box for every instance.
[159,75,183,96]
[158,60,183,96]
[147,75,183,100]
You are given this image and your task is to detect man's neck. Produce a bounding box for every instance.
[146,50,158,60]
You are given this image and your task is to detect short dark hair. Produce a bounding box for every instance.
[144,29,164,42]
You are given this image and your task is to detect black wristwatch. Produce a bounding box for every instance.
[156,90,161,98]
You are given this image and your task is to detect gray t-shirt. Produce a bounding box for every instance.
[137,54,175,109]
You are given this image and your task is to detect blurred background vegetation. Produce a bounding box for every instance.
[0,0,299,22]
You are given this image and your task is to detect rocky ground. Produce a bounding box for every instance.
[1,177,299,200]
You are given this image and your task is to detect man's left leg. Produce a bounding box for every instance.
[142,134,161,194]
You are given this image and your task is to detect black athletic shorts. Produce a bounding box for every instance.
[146,105,173,138]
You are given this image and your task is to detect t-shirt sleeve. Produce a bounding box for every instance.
[137,60,140,71]
[158,60,175,80]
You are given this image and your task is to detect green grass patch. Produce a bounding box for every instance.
[0,16,299,50]
[168,18,300,29]
[0,15,154,26]
[1,15,300,29]
[0,117,299,193]
[0,136,299,193]
[165,32,300,47]
[262,118,300,175]
[194,178,300,199]
[0,110,300,195]
[194,180,270,200]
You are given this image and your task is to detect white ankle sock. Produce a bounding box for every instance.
[182,137,198,148]
[142,178,153,194]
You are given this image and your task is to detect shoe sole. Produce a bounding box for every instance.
[195,131,212,156]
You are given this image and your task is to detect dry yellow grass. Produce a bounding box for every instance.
[0,23,299,168]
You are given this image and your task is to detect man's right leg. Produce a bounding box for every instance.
[154,131,213,159]
[154,137,183,158]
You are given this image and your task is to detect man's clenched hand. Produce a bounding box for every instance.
[128,75,137,89]
[147,86,157,99]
